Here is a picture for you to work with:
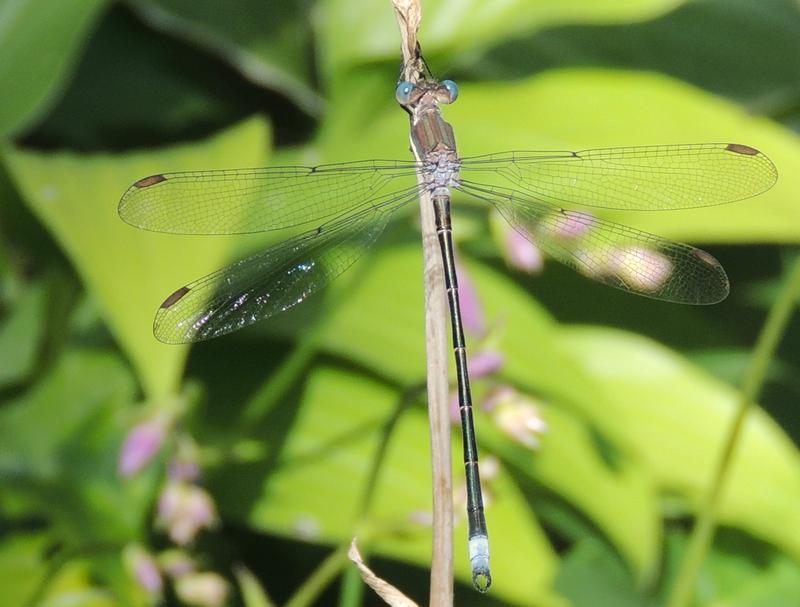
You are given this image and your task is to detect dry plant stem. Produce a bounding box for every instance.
[416,159,456,607]
[667,255,800,607]
[349,540,420,607]
[391,1,455,605]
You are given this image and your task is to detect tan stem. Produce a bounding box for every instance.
[391,1,455,605]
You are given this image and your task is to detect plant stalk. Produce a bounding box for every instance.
[391,1,455,605]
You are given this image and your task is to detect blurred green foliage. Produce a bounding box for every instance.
[1,1,799,606]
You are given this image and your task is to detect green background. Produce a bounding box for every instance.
[1,0,799,605]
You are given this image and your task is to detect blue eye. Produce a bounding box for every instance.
[395,81,415,105]
[442,80,459,103]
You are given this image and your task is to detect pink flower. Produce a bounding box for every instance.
[481,385,516,412]
[455,260,485,336]
[124,545,163,596]
[468,350,504,379]
[548,211,595,239]
[449,390,461,425]
[168,459,201,482]
[175,571,229,607]
[505,225,543,272]
[159,549,195,578]
[168,436,202,481]
[449,351,505,425]
[157,482,218,545]
[607,246,673,293]
[491,210,543,273]
[118,416,169,477]
[484,386,547,449]
[409,509,434,526]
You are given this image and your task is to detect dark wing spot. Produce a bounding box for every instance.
[134,174,167,188]
[725,143,760,156]
[160,286,190,309]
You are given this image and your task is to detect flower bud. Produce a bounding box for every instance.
[455,261,485,336]
[123,544,163,596]
[175,571,229,607]
[158,549,195,578]
[484,386,547,449]
[491,210,543,273]
[504,224,543,272]
[547,210,595,240]
[118,416,168,477]
[157,482,218,545]
[468,350,504,379]
[607,246,672,293]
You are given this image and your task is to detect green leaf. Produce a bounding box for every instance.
[0,0,110,138]
[470,258,662,580]
[0,531,50,607]
[554,537,656,607]
[484,405,662,586]
[661,529,800,607]
[468,0,800,111]
[689,348,796,391]
[721,555,800,607]
[318,239,427,383]
[315,242,662,580]
[0,350,134,476]
[34,6,267,149]
[128,0,322,116]
[213,365,563,606]
[0,278,47,387]
[560,326,800,561]
[318,0,688,79]
[2,116,271,399]
[0,350,152,605]
[446,70,798,244]
[0,533,124,606]
[38,559,123,607]
[0,349,144,541]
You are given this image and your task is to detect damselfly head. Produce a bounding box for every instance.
[395,79,459,108]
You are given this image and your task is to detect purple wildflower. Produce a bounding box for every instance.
[118,416,168,477]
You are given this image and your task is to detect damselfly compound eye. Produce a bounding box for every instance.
[441,80,459,103]
[395,81,415,105]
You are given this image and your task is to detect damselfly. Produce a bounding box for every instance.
[119,75,777,591]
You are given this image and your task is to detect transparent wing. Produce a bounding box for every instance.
[459,143,776,211]
[458,182,729,304]
[119,159,420,234]
[153,190,416,343]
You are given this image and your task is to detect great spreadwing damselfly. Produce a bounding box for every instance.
[119,73,777,592]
